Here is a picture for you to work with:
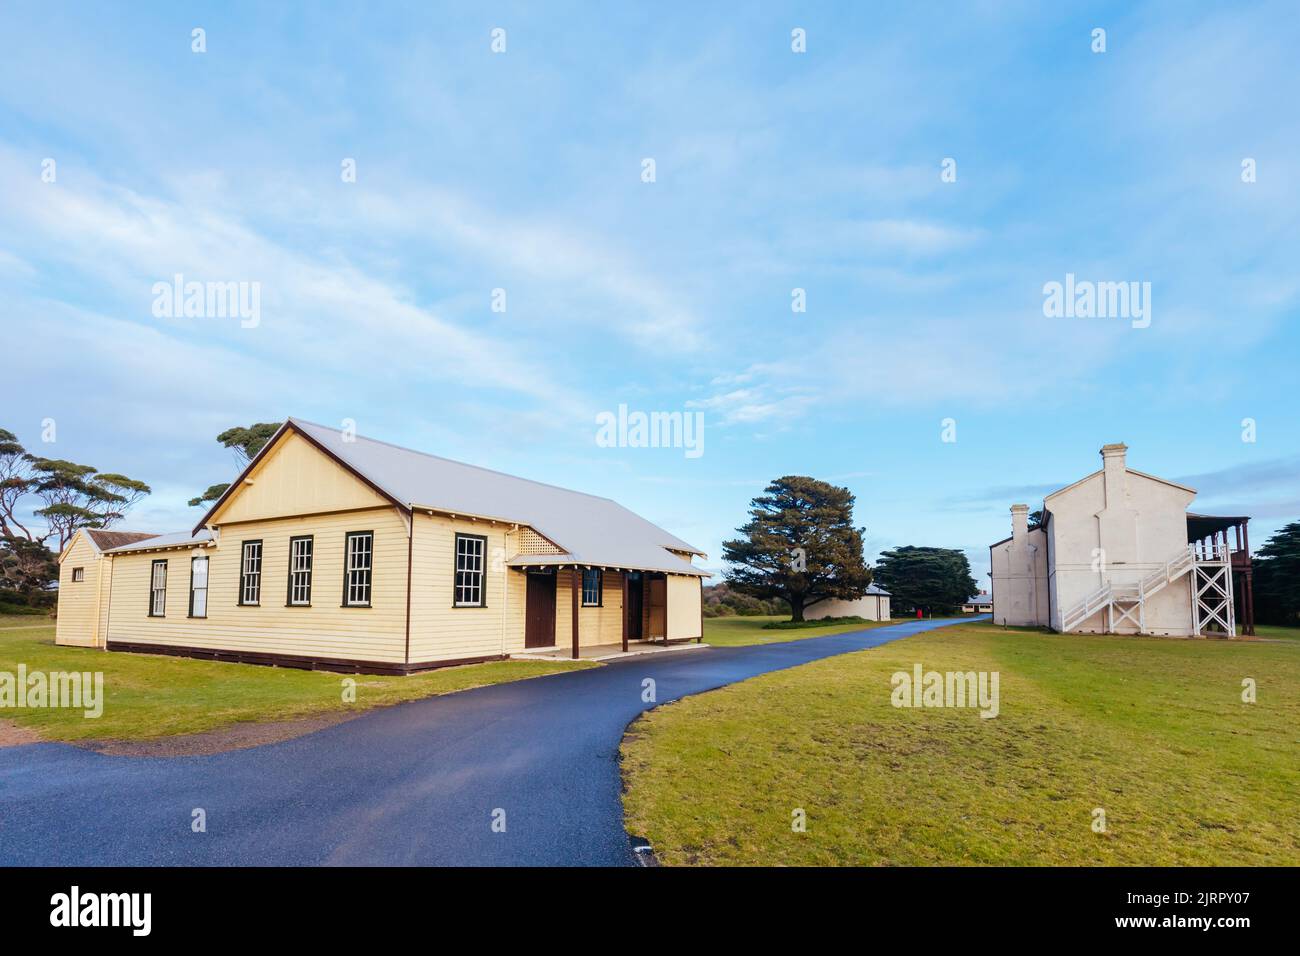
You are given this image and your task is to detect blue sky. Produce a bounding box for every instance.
[2,1,1297,583]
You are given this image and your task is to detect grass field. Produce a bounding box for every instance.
[1255,624,1300,641]
[703,614,907,647]
[0,612,55,629]
[622,620,1300,865]
[0,622,593,741]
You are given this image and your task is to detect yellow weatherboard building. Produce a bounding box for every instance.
[54,418,707,673]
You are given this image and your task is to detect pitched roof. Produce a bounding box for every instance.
[199,418,707,577]
[84,530,157,552]
[1044,466,1196,501]
[864,583,890,596]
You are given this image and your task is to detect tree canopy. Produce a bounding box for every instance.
[0,429,151,552]
[722,475,872,621]
[0,426,151,607]
[217,423,282,464]
[1253,521,1300,626]
[874,546,978,616]
[189,422,283,507]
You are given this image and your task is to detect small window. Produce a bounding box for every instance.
[149,559,168,617]
[582,568,602,607]
[240,540,262,606]
[287,536,313,606]
[454,534,486,607]
[71,567,85,583]
[344,531,373,607]
[189,556,209,618]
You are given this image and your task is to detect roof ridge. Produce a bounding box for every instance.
[288,416,619,506]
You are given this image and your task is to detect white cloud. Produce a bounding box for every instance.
[0,147,590,418]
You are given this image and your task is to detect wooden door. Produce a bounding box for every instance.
[626,572,643,640]
[525,572,556,648]
[648,575,667,639]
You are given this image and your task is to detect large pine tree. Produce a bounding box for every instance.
[722,476,872,621]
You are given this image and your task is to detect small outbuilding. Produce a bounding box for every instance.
[803,584,892,622]
[54,529,158,648]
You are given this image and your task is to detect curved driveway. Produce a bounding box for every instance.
[0,616,980,866]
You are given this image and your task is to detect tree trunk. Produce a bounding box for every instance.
[790,599,805,622]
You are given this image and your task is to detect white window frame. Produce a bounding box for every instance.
[240,540,262,606]
[287,536,313,606]
[344,531,373,607]
[189,555,209,618]
[582,568,602,607]
[454,534,486,608]
[149,559,168,617]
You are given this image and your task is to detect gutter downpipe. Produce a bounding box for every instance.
[403,508,413,671]
[102,553,114,651]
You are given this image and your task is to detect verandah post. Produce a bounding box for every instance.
[571,567,580,659]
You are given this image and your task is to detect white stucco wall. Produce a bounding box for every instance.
[805,594,889,621]
[1045,446,1195,635]
[990,507,1049,627]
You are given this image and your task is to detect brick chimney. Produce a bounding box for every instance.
[1100,443,1128,507]
[1011,503,1029,543]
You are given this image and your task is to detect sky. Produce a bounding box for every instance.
[2,1,1297,584]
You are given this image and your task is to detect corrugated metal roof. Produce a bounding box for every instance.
[242,418,707,577]
[104,529,213,554]
[864,583,891,596]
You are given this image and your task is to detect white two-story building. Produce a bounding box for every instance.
[989,443,1255,637]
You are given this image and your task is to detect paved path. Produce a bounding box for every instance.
[0,616,982,866]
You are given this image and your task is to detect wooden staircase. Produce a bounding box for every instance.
[1059,543,1227,635]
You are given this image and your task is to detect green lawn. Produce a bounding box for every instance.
[703,614,904,647]
[0,623,593,741]
[1255,623,1300,642]
[622,621,1300,865]
[0,611,55,629]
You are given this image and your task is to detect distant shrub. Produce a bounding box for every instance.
[703,582,787,617]
[0,600,51,617]
[761,615,869,630]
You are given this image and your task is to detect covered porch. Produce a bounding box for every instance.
[507,560,705,660]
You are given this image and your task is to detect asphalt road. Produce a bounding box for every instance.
[0,616,982,866]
